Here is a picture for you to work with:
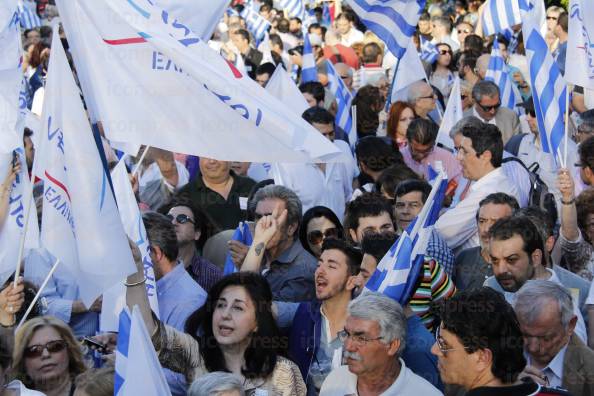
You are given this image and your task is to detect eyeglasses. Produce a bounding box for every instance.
[166,213,195,225]
[439,50,452,55]
[24,340,67,358]
[575,162,586,168]
[478,101,501,112]
[338,329,383,346]
[435,327,471,355]
[546,16,558,21]
[307,227,339,245]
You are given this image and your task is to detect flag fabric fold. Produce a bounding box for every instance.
[241,5,271,43]
[33,26,136,307]
[364,170,448,305]
[566,0,594,89]
[326,60,356,148]
[436,76,462,150]
[114,306,172,396]
[57,0,341,163]
[345,0,425,59]
[265,65,309,116]
[481,0,531,37]
[419,37,438,64]
[485,39,522,111]
[301,32,318,83]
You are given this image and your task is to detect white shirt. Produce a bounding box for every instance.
[339,28,365,47]
[5,380,46,396]
[320,359,443,396]
[273,159,353,221]
[139,160,189,191]
[435,167,520,251]
[472,107,497,125]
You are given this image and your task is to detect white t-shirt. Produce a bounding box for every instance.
[320,359,443,396]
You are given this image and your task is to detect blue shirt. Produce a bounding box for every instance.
[402,315,443,391]
[25,248,98,338]
[156,263,207,396]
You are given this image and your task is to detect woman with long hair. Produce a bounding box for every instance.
[299,206,344,258]
[429,43,456,100]
[386,101,417,149]
[126,245,306,396]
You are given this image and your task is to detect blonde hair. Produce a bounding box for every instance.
[13,316,87,385]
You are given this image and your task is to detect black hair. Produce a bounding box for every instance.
[579,135,594,172]
[476,192,519,223]
[361,42,382,64]
[289,16,302,25]
[185,273,285,379]
[394,179,432,203]
[160,197,218,250]
[233,28,251,42]
[488,216,544,257]
[276,18,290,33]
[142,212,179,261]
[464,34,485,54]
[377,164,420,198]
[24,127,33,138]
[353,86,382,137]
[299,81,325,104]
[255,62,276,77]
[321,237,362,276]
[514,206,555,240]
[459,50,480,70]
[344,193,394,236]
[461,123,503,167]
[361,231,397,263]
[268,33,284,51]
[354,136,403,172]
[436,287,527,383]
[299,206,344,256]
[406,118,438,145]
[302,106,335,126]
[336,12,355,23]
[418,12,430,22]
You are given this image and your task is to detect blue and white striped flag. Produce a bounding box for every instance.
[481,0,532,37]
[419,37,438,64]
[345,0,425,59]
[301,32,318,83]
[114,306,172,396]
[278,0,305,19]
[485,39,521,111]
[523,22,567,164]
[241,6,270,43]
[17,0,41,29]
[364,169,448,304]
[326,61,355,148]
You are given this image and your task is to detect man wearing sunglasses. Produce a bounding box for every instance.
[464,80,520,144]
[432,287,570,396]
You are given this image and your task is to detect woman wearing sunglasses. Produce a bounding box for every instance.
[12,316,87,396]
[429,43,456,101]
[299,206,344,258]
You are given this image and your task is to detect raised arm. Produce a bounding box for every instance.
[557,168,579,242]
[241,207,288,273]
[125,240,156,335]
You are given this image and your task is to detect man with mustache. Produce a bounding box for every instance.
[320,293,442,395]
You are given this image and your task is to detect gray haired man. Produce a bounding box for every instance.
[320,293,442,395]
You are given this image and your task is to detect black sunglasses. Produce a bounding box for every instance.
[439,50,452,55]
[166,213,195,225]
[478,102,501,112]
[307,227,339,245]
[24,340,67,358]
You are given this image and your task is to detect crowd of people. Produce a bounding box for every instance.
[2,0,594,395]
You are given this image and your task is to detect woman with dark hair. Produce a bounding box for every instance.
[386,101,417,149]
[299,206,344,258]
[125,245,306,396]
[429,43,456,100]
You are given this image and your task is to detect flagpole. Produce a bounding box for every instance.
[131,146,150,178]
[13,182,34,288]
[15,258,61,331]
[563,88,569,169]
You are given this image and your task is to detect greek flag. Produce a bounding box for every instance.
[419,37,438,64]
[485,39,521,111]
[223,222,253,275]
[114,306,171,396]
[301,32,318,83]
[364,169,448,304]
[241,6,270,43]
[481,0,532,37]
[322,2,332,26]
[345,0,425,59]
[524,26,567,163]
[278,0,305,19]
[17,1,41,29]
[326,61,355,148]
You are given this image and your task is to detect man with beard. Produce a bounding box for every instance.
[275,238,362,395]
[484,216,587,342]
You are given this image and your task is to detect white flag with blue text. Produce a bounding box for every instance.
[153,0,229,41]
[33,27,136,307]
[100,159,159,332]
[56,0,340,163]
[114,306,171,396]
[0,1,20,71]
[566,0,594,89]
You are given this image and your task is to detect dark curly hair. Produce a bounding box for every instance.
[576,188,594,243]
[184,273,286,380]
[436,287,526,383]
[344,192,394,241]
